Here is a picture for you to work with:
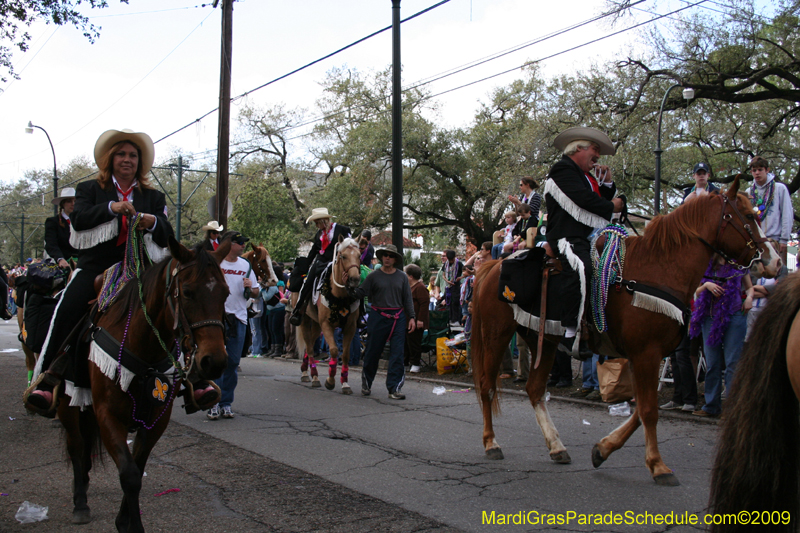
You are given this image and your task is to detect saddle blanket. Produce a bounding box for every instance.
[497,239,586,350]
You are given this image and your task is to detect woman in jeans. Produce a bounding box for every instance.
[689,255,753,417]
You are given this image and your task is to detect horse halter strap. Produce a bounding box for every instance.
[700,194,766,271]
[164,259,225,368]
[332,246,361,289]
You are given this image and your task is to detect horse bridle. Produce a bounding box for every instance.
[331,245,361,289]
[699,193,768,271]
[247,250,273,287]
[164,258,225,372]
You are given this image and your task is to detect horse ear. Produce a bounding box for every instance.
[168,235,194,264]
[212,240,231,264]
[250,242,257,252]
[726,174,741,199]
[338,234,344,244]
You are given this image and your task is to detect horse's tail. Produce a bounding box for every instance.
[472,260,502,416]
[709,274,800,532]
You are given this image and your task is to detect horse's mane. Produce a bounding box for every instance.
[102,244,219,326]
[339,237,359,251]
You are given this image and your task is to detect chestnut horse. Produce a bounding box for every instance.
[471,177,780,485]
[242,242,278,289]
[708,271,800,532]
[297,237,361,393]
[57,238,230,532]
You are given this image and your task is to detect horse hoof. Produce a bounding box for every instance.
[300,373,311,383]
[591,444,606,468]
[311,378,321,388]
[341,384,352,395]
[550,450,572,464]
[485,447,504,460]
[72,509,91,524]
[325,378,335,390]
[654,473,680,486]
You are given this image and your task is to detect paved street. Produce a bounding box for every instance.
[0,319,721,532]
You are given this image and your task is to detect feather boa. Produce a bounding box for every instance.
[689,260,744,346]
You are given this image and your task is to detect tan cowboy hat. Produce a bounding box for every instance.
[306,207,336,224]
[94,129,156,176]
[201,220,224,232]
[51,187,76,205]
[376,244,404,266]
[553,127,616,156]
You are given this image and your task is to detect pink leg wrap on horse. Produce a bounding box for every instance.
[328,358,337,378]
[301,353,309,372]
[340,368,349,383]
[309,355,318,377]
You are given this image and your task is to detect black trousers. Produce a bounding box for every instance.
[296,258,328,310]
[669,334,698,406]
[39,268,99,374]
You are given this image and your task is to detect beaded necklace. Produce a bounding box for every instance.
[98,214,147,312]
[590,224,628,333]
[750,180,775,222]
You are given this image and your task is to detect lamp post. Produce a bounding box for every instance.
[25,121,58,216]
[654,85,694,214]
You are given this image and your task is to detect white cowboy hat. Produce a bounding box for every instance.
[93,129,155,177]
[51,187,76,205]
[306,207,336,224]
[553,127,616,156]
[201,220,224,232]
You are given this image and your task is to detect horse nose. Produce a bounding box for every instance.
[199,351,227,380]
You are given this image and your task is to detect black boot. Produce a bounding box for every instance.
[289,306,304,326]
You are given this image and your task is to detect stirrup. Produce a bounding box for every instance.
[182,380,221,415]
[23,373,62,418]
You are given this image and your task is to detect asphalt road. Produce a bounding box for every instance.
[0,319,721,532]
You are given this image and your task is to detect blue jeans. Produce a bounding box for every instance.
[701,313,746,415]
[268,307,285,347]
[334,326,361,365]
[582,354,599,390]
[491,242,504,259]
[249,315,265,355]
[362,309,407,393]
[215,319,246,408]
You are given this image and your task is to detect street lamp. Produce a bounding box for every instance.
[654,85,694,214]
[25,121,58,216]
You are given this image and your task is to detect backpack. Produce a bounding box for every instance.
[26,260,67,295]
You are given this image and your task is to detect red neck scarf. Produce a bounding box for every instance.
[585,172,601,197]
[115,181,134,246]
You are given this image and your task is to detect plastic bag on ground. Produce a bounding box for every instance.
[15,501,49,523]
[432,385,446,395]
[608,401,631,417]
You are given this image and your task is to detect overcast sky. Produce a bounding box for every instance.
[0,0,740,188]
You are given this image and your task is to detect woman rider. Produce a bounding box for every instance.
[44,187,79,267]
[25,129,174,416]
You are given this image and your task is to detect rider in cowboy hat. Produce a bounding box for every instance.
[24,128,176,417]
[288,208,351,326]
[541,127,624,359]
[44,187,79,268]
[201,221,224,251]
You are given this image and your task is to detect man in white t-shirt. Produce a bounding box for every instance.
[209,231,259,420]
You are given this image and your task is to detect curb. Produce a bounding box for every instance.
[257,355,719,425]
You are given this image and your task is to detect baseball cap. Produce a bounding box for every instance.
[228,232,250,246]
[693,162,710,174]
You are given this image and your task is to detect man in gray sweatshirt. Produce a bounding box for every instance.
[747,156,793,264]
[352,245,416,400]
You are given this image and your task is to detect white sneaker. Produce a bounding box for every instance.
[222,406,234,419]
[409,365,421,373]
[681,404,696,412]
[207,404,220,420]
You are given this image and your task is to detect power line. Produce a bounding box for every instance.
[152,0,453,144]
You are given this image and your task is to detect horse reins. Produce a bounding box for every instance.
[163,258,225,376]
[699,193,767,271]
[331,243,361,289]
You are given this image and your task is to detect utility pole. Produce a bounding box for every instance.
[215,0,233,228]
[19,213,24,265]
[176,156,184,241]
[391,0,403,255]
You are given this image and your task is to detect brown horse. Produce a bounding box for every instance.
[297,236,361,393]
[708,271,800,532]
[242,242,278,288]
[57,238,230,531]
[471,177,781,485]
